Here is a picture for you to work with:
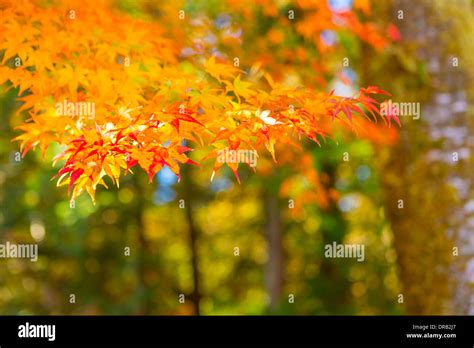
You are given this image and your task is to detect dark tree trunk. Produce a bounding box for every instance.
[182,168,201,315]
[264,189,284,312]
[135,180,151,314]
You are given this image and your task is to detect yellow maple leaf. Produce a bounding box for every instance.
[204,56,239,83]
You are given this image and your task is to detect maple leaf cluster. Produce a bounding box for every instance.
[0,0,397,203]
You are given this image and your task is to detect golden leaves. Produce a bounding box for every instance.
[204,56,240,83]
[0,0,394,203]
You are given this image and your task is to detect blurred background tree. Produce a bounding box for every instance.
[1,0,471,316]
[363,0,474,314]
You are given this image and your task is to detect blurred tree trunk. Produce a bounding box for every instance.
[136,234,149,314]
[366,0,474,314]
[264,189,283,312]
[318,160,351,313]
[135,180,151,315]
[182,167,201,315]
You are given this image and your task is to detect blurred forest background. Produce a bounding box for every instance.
[0,0,473,315]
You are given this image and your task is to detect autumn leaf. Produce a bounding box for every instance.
[204,56,240,83]
[0,0,397,203]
